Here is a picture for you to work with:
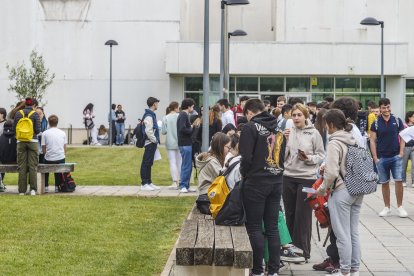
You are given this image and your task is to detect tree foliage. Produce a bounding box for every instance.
[6,50,55,106]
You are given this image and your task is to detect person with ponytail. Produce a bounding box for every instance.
[316,109,362,276]
[161,101,181,189]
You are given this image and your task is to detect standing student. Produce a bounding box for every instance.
[177,98,197,193]
[233,96,249,125]
[0,120,17,191]
[217,98,235,128]
[41,115,67,193]
[83,103,100,146]
[162,101,181,189]
[115,104,126,146]
[0,108,6,136]
[240,99,286,276]
[317,109,363,276]
[208,105,223,143]
[140,97,161,191]
[371,98,407,217]
[36,107,48,163]
[283,103,325,260]
[108,104,117,144]
[402,111,414,187]
[13,98,41,195]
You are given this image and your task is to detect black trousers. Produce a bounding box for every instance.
[243,177,282,275]
[282,176,314,259]
[111,121,116,144]
[44,159,65,187]
[327,229,340,264]
[140,143,157,185]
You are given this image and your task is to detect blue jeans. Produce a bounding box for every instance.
[115,122,125,145]
[179,146,192,189]
[376,155,403,184]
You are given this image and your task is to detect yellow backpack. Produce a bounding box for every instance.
[16,110,35,142]
[208,160,240,218]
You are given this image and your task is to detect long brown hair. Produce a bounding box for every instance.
[166,101,179,115]
[209,132,231,166]
[209,105,221,126]
[323,109,353,132]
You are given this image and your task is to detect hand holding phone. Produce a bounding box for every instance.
[298,149,308,161]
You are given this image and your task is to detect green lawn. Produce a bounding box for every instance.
[0,196,194,275]
[4,146,188,186]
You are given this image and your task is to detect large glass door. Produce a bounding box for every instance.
[287,93,311,104]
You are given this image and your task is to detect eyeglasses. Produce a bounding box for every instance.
[225,145,232,150]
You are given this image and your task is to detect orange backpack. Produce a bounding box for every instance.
[305,177,330,228]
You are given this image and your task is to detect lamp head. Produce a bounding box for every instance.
[360,17,381,26]
[225,0,249,5]
[229,29,248,37]
[105,40,119,46]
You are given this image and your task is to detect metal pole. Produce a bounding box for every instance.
[109,45,113,146]
[223,5,229,98]
[202,0,210,152]
[219,1,225,99]
[227,34,231,103]
[380,22,384,98]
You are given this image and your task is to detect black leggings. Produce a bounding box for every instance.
[243,178,282,275]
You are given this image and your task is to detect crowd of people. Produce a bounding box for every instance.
[0,98,68,194]
[138,94,411,276]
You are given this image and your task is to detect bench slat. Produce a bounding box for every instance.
[231,226,253,269]
[188,205,205,220]
[214,225,234,266]
[176,219,198,266]
[194,219,214,265]
[0,164,74,173]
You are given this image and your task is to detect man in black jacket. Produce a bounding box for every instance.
[177,98,197,193]
[239,99,285,276]
[13,98,41,195]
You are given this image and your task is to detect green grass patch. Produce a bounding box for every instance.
[4,146,187,186]
[0,196,194,275]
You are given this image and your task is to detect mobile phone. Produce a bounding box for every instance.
[302,187,316,194]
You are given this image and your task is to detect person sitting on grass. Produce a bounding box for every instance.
[97,125,109,145]
[41,115,67,193]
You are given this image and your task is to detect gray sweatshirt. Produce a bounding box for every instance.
[161,112,179,150]
[283,124,325,180]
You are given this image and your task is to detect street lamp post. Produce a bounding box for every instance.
[219,0,249,99]
[105,40,118,146]
[227,30,247,104]
[360,17,385,98]
[202,0,210,152]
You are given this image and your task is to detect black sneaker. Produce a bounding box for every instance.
[280,248,306,263]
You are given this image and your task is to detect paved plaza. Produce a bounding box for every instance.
[2,183,414,275]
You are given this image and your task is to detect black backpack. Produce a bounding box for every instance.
[215,179,246,226]
[134,118,146,148]
[356,111,368,136]
[59,173,76,192]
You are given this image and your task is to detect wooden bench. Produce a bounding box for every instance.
[0,163,75,195]
[174,206,252,276]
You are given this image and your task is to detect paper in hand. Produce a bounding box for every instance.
[399,126,414,143]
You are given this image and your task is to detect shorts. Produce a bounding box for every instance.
[375,155,402,184]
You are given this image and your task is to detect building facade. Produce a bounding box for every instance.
[1,0,414,138]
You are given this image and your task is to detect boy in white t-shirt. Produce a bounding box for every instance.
[41,115,67,193]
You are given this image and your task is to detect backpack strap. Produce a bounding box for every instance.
[221,160,240,177]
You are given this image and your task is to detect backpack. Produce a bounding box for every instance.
[341,144,378,196]
[279,118,288,131]
[59,172,76,192]
[207,160,240,218]
[16,110,35,142]
[356,111,368,136]
[215,179,246,226]
[305,177,330,228]
[134,118,146,148]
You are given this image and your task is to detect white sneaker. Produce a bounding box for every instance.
[188,187,197,192]
[379,207,391,217]
[91,142,102,146]
[19,193,25,196]
[149,183,161,190]
[327,270,349,276]
[141,184,155,191]
[180,187,189,193]
[350,271,360,276]
[30,190,36,196]
[397,206,408,218]
[403,182,407,187]
[45,187,49,193]
[168,182,179,190]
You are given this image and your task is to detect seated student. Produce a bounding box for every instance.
[0,120,17,191]
[41,115,67,193]
[195,133,231,213]
[223,133,241,190]
[97,125,109,145]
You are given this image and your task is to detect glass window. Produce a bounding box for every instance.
[334,94,380,109]
[286,77,310,92]
[407,79,414,93]
[236,77,258,91]
[210,77,220,92]
[311,77,333,92]
[312,93,333,103]
[185,92,220,108]
[361,78,381,92]
[406,95,414,112]
[229,77,235,91]
[335,78,360,92]
[260,77,284,92]
[185,77,203,91]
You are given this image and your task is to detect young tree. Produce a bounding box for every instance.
[6,50,55,105]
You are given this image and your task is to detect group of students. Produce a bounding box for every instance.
[82,103,126,146]
[138,94,410,276]
[0,98,68,194]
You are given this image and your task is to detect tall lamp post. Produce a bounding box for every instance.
[219,0,249,99]
[227,29,247,103]
[360,17,385,98]
[202,0,210,152]
[105,40,118,146]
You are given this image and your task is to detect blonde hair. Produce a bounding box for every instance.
[291,103,309,119]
